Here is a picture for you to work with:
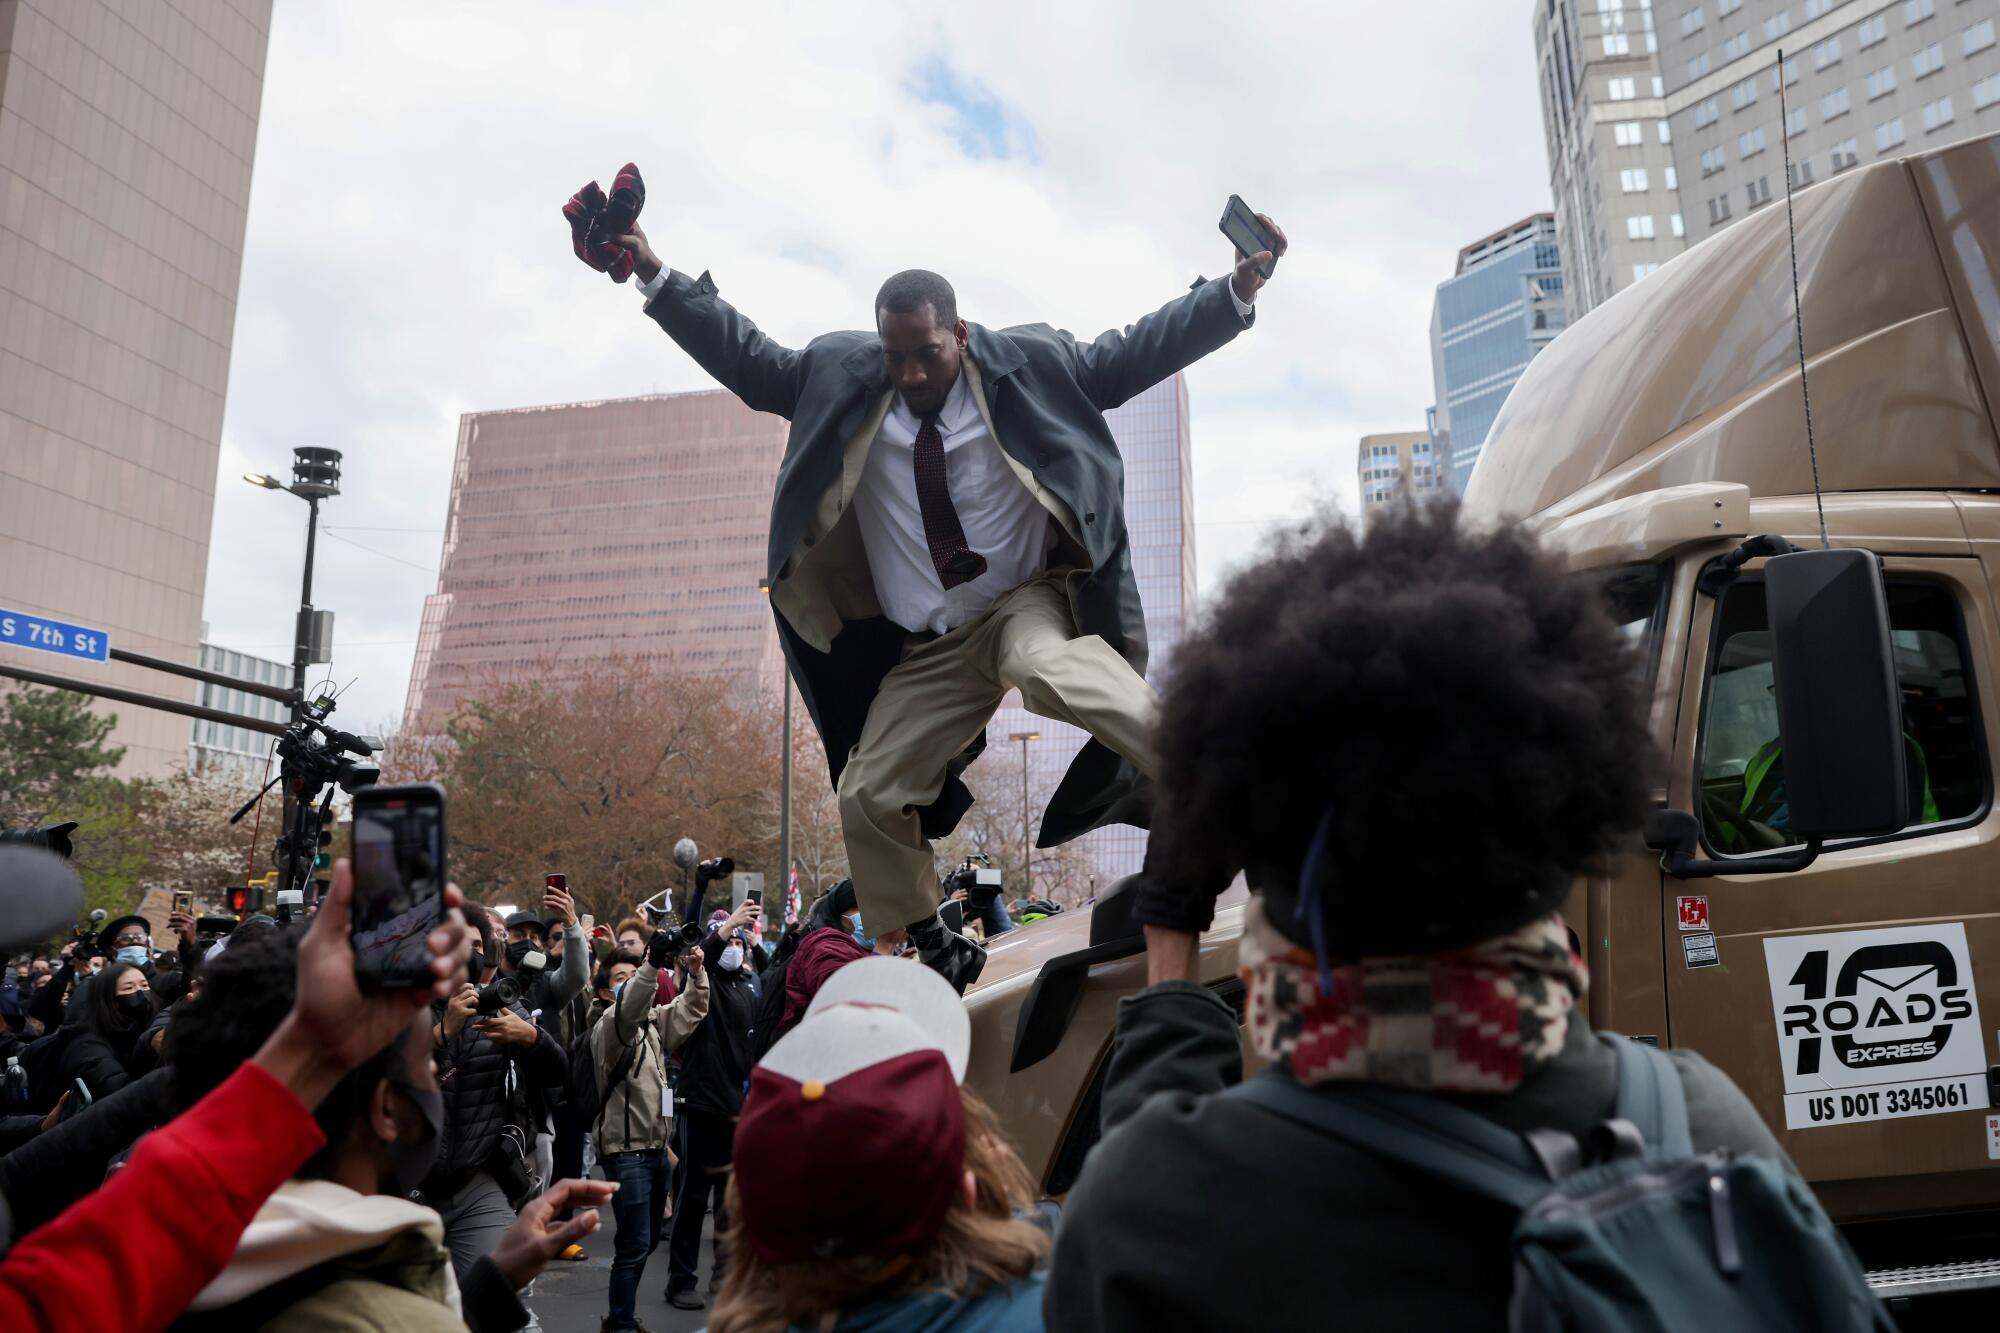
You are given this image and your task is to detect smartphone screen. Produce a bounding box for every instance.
[350,783,447,990]
[1219,195,1276,278]
[171,890,194,917]
[746,887,763,906]
[546,873,566,892]
[941,898,965,935]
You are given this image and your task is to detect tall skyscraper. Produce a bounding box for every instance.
[1656,0,2000,246]
[0,0,274,774]
[1357,430,1443,524]
[403,390,791,732]
[1535,0,1692,319]
[1428,215,1568,493]
[986,374,1197,889]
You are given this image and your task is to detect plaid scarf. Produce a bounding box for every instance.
[1243,898,1586,1092]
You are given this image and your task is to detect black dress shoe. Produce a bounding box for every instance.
[665,1289,705,1311]
[917,925,986,993]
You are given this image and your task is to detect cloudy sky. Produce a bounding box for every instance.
[201,0,1554,733]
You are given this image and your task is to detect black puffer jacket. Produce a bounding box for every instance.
[425,995,566,1188]
[0,1067,170,1237]
[673,928,761,1117]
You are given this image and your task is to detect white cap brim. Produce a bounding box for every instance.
[803,955,970,1083]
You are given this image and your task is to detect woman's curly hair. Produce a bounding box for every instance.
[1150,501,1654,956]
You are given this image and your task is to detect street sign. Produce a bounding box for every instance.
[0,608,110,662]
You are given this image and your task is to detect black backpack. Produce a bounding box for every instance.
[565,1014,642,1129]
[1226,1033,1893,1333]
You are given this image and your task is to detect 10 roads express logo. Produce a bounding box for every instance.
[1781,939,1972,1073]
[1763,924,1990,1129]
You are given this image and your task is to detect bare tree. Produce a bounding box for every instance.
[381,656,780,925]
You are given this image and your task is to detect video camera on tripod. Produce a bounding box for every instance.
[230,690,382,899]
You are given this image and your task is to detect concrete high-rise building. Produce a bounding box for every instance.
[186,631,287,784]
[1429,215,1568,493]
[403,391,791,732]
[0,0,274,774]
[1535,0,1693,319]
[986,374,1197,890]
[1357,430,1443,524]
[1655,0,2000,247]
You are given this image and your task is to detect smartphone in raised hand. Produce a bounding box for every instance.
[349,784,447,991]
[1219,194,1277,278]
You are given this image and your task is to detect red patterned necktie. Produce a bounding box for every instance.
[913,413,988,589]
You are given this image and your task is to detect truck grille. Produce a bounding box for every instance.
[1865,1258,2000,1297]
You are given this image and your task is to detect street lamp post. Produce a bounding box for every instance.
[759,580,791,899]
[1008,731,1039,898]
[244,447,342,729]
[244,449,343,897]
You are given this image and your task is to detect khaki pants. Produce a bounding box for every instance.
[837,574,1159,932]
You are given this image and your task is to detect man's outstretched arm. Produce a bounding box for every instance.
[616,222,805,420]
[1065,211,1287,412]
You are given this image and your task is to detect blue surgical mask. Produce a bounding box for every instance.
[115,946,149,967]
[848,913,874,950]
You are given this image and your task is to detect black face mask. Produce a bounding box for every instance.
[504,940,545,972]
[466,949,486,980]
[114,991,155,1028]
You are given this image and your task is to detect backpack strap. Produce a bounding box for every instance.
[607,1032,642,1089]
[1223,1067,1555,1211]
[1601,1033,1693,1157]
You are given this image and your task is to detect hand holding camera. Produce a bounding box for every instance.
[474,1007,538,1048]
[441,983,480,1040]
[648,921,702,969]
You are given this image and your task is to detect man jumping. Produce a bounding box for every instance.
[572,189,1285,991]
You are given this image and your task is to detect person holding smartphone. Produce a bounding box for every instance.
[576,190,1286,995]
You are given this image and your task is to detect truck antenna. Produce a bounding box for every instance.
[1775,48,1830,550]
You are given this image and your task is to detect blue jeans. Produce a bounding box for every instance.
[604,1149,668,1330]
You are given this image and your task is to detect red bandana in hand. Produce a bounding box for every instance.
[562,162,645,283]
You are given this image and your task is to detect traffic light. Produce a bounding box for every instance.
[313,826,332,872]
[227,885,251,917]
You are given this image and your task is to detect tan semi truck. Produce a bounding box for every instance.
[958,128,2000,1304]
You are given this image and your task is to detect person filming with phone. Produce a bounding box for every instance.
[567,169,1285,994]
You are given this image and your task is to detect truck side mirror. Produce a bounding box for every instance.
[1765,548,1908,838]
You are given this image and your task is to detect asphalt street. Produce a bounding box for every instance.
[526,1199,717,1333]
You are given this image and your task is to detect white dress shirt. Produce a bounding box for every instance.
[636,269,1255,634]
[853,370,1050,634]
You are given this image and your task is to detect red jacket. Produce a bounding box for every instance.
[0,1061,325,1333]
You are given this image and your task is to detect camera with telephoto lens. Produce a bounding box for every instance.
[942,854,1005,908]
[650,919,703,963]
[473,971,524,1015]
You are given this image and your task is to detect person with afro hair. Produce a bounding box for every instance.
[1046,502,1793,1330]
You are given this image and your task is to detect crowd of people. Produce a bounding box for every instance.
[0,504,1894,1331]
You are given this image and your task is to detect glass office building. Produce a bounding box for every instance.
[1429,214,1567,494]
[186,631,288,784]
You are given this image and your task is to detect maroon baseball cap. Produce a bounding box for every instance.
[733,960,969,1263]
